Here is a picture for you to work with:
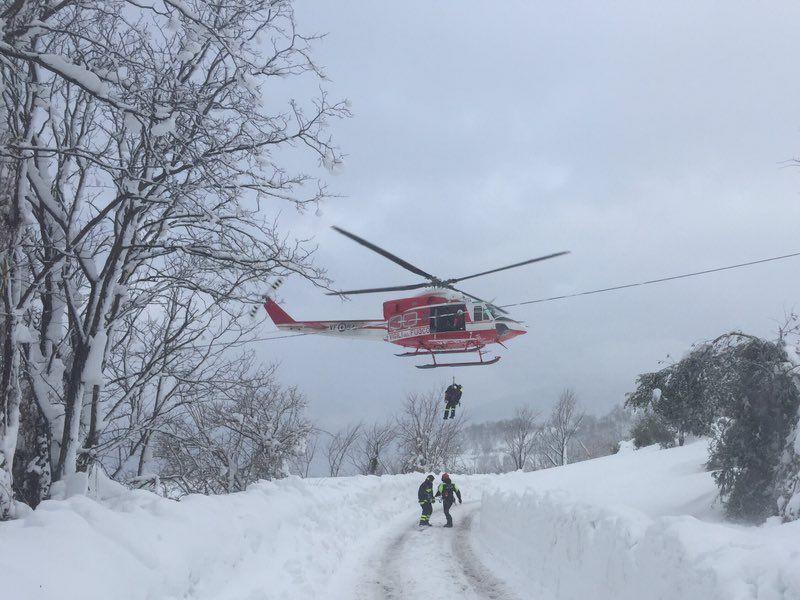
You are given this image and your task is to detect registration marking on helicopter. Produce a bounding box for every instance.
[388,326,431,341]
[328,322,362,332]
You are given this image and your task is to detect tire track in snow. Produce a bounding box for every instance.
[453,510,517,600]
[360,502,520,600]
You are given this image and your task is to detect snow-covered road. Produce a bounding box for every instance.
[352,501,518,600]
[5,443,800,600]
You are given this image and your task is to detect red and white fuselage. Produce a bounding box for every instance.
[263,289,526,354]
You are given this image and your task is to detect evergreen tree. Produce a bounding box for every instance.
[629,409,675,449]
[709,338,800,522]
[628,332,800,522]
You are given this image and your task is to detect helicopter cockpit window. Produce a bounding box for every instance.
[474,304,493,322]
[430,304,467,333]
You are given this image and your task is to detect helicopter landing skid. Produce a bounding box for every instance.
[409,347,500,369]
[395,348,478,357]
[415,356,501,369]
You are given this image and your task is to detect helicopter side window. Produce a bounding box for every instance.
[430,304,467,333]
[474,304,494,321]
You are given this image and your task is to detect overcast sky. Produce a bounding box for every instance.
[254,1,800,431]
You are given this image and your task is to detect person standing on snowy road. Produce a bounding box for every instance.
[418,474,435,526]
[435,473,462,527]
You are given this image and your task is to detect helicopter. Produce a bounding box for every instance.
[263,226,569,368]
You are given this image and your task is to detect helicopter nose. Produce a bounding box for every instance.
[495,321,526,339]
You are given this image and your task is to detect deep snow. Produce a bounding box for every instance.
[2,442,799,600]
[476,443,800,600]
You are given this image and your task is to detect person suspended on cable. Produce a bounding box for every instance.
[435,473,462,527]
[418,474,435,526]
[443,382,462,419]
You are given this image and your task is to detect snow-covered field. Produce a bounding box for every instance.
[3,442,799,600]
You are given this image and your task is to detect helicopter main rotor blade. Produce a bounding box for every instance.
[332,226,437,281]
[326,282,430,296]
[449,251,570,284]
[445,285,510,315]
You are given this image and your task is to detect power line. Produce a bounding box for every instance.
[257,332,314,341]
[500,250,800,308]
[203,331,315,348]
[233,331,315,344]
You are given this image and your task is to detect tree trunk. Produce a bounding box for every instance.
[54,343,88,481]
[1,229,25,519]
[137,432,151,477]
[77,384,102,473]
[0,313,22,519]
[13,401,52,509]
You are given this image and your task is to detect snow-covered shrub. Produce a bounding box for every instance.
[630,409,675,449]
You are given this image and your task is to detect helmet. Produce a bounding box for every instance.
[441,473,451,481]
[426,474,434,481]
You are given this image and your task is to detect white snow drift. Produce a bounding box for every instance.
[2,442,799,600]
[475,443,800,600]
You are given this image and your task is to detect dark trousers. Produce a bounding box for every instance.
[443,499,454,526]
[419,501,432,524]
[444,402,457,419]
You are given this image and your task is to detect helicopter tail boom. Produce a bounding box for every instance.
[263,299,386,339]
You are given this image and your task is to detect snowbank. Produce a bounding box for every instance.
[1,474,427,600]
[475,442,800,600]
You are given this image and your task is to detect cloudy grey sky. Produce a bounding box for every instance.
[256,1,800,430]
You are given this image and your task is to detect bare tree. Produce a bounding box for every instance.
[352,422,396,475]
[0,0,346,514]
[541,389,585,467]
[97,265,267,482]
[504,406,541,470]
[325,423,361,477]
[396,387,465,473]
[157,362,311,495]
[290,430,320,478]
